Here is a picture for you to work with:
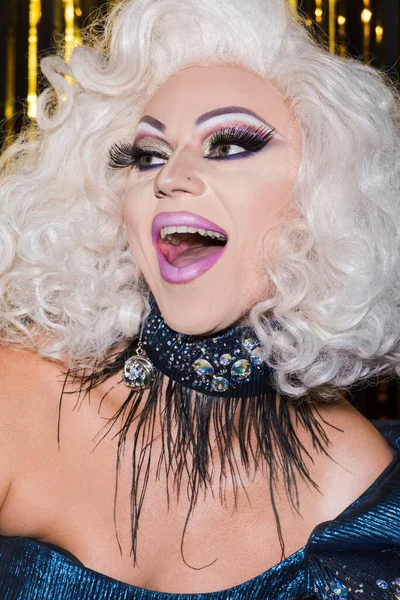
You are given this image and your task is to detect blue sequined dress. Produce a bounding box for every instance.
[0,422,399,600]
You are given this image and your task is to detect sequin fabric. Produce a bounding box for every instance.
[139,302,273,397]
[0,423,399,599]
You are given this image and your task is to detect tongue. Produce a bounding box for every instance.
[160,240,223,268]
[171,245,221,268]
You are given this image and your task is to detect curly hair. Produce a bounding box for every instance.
[1,0,400,398]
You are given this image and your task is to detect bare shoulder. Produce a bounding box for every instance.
[0,344,65,414]
[306,400,395,518]
[317,400,394,472]
[0,345,65,509]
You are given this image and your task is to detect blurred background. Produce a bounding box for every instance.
[0,0,399,418]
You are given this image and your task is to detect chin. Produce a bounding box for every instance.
[160,305,226,337]
[152,287,239,336]
[164,315,221,336]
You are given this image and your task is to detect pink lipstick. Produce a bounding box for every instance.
[152,212,228,284]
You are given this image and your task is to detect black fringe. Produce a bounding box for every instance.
[61,342,333,569]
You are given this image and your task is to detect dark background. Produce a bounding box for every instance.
[0,0,399,418]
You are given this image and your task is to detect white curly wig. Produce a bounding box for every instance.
[1,0,400,398]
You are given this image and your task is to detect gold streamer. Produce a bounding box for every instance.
[361,5,372,63]
[63,0,75,64]
[375,25,383,45]
[53,0,63,37]
[28,0,41,119]
[63,0,82,84]
[5,2,17,144]
[337,15,347,58]
[315,0,323,24]
[328,0,335,54]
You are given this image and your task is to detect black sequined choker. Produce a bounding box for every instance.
[123,301,274,398]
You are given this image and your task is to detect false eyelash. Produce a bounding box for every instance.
[207,124,275,154]
[108,141,167,170]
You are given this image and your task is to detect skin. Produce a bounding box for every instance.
[124,66,299,334]
[0,66,394,594]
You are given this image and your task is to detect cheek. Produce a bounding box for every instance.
[123,188,151,268]
[233,179,294,303]
[122,184,137,230]
[122,198,134,233]
[123,184,153,240]
[234,176,295,253]
[230,173,296,302]
[220,145,296,223]
[254,178,293,218]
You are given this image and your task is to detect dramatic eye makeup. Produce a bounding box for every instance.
[202,124,275,160]
[108,106,277,171]
[108,138,170,170]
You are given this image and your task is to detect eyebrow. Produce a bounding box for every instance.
[137,105,270,134]
[137,115,166,133]
[195,106,270,126]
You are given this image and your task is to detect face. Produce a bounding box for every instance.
[119,66,299,335]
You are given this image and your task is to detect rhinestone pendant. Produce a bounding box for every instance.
[250,347,263,365]
[231,359,252,380]
[123,355,155,390]
[192,358,214,377]
[243,338,257,352]
[212,376,229,392]
[219,353,233,366]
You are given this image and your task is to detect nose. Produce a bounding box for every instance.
[154,149,206,199]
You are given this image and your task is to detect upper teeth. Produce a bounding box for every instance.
[160,226,227,241]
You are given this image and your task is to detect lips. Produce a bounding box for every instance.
[152,212,228,284]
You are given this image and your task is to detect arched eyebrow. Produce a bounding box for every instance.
[137,105,270,133]
[137,115,166,133]
[194,106,270,126]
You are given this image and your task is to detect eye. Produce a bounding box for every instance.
[135,153,166,171]
[209,143,249,158]
[205,125,275,161]
[108,141,169,171]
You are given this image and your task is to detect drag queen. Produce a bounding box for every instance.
[0,0,399,598]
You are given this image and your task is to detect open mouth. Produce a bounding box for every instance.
[152,212,229,284]
[157,226,227,268]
